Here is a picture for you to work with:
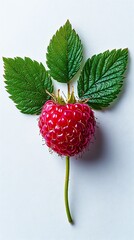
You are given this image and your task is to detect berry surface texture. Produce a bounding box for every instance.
[39,101,96,157]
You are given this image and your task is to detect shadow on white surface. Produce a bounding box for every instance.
[74,124,109,166]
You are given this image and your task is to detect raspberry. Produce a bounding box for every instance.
[38,100,96,156]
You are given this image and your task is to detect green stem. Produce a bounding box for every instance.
[64,156,73,224]
[67,82,70,98]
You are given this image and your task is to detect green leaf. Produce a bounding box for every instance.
[46,20,83,83]
[3,57,53,114]
[77,48,128,110]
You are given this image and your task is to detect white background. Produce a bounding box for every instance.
[0,0,134,239]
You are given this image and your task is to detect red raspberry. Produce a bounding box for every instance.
[38,100,96,156]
